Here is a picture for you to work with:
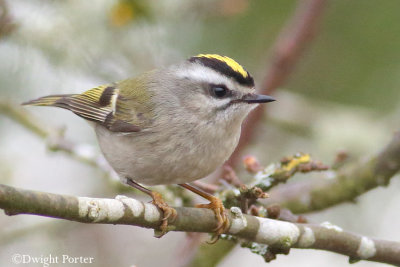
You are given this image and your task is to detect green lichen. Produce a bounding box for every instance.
[279,236,293,249]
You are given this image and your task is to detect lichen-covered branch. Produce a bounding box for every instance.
[221,153,328,214]
[251,153,328,192]
[1,184,399,266]
[266,131,400,213]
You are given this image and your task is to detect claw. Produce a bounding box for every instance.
[150,191,177,237]
[179,183,230,242]
[196,196,230,241]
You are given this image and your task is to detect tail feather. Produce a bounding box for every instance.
[22,94,75,108]
[22,93,110,124]
[23,88,141,133]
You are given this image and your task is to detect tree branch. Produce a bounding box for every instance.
[1,184,399,266]
[266,131,400,213]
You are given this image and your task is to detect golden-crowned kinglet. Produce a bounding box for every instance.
[23,54,275,236]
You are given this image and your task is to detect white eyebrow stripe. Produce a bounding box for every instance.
[176,65,242,110]
[175,64,236,90]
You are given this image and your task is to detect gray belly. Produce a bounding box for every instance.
[95,124,240,185]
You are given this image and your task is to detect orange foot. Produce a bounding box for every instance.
[196,196,230,243]
[150,191,177,237]
[179,183,230,242]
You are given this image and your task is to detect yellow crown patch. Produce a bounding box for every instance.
[195,54,249,79]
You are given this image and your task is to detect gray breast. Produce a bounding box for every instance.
[94,119,241,185]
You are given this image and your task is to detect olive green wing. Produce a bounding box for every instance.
[23,79,153,133]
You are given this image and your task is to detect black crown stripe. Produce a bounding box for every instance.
[188,56,254,87]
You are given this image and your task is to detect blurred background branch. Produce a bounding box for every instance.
[0,0,15,39]
[266,131,400,213]
[0,99,115,177]
[227,0,327,167]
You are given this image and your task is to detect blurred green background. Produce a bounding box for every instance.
[1,0,399,267]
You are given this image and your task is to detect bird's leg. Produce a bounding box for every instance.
[126,178,177,237]
[179,183,230,242]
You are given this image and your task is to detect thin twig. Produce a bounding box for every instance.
[265,131,400,213]
[252,153,328,192]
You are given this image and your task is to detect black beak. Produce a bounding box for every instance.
[242,94,276,104]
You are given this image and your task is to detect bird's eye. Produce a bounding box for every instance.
[210,85,229,98]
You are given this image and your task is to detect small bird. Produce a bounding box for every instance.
[23,54,275,236]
